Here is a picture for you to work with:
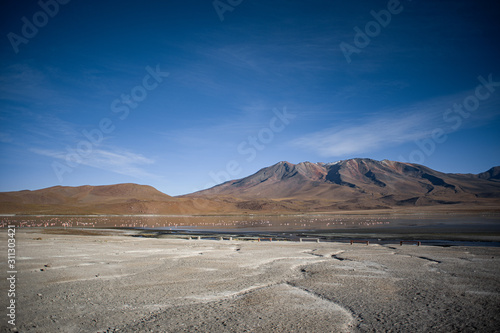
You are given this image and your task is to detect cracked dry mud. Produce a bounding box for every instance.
[1,229,499,332]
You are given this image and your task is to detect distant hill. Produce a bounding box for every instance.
[0,183,171,205]
[0,183,235,215]
[1,159,500,214]
[0,183,170,215]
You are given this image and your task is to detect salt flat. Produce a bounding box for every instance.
[1,229,499,332]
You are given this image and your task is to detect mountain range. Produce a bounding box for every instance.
[1,159,499,215]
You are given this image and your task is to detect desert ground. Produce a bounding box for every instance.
[1,228,500,332]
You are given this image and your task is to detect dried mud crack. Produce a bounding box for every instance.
[1,229,499,332]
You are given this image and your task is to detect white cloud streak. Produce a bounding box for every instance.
[293,88,500,157]
[293,112,432,157]
[30,147,157,180]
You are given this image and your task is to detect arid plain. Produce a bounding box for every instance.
[1,228,500,332]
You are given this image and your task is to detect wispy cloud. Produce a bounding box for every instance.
[293,89,500,157]
[293,112,432,157]
[23,113,82,141]
[30,147,158,180]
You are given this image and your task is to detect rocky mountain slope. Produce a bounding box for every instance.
[190,159,500,210]
[1,159,499,214]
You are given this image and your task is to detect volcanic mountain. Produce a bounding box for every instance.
[189,159,500,211]
[1,159,499,214]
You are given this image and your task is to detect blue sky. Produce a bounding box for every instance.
[1,0,500,195]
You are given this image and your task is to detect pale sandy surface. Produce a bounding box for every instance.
[1,229,500,332]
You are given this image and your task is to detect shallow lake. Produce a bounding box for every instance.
[2,213,500,239]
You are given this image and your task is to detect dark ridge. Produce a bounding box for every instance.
[396,197,420,206]
[281,170,299,180]
[325,165,357,188]
[364,170,386,187]
[418,181,435,194]
[478,166,500,181]
[325,164,342,184]
[475,192,500,198]
[422,173,455,189]
[434,200,462,205]
[402,164,421,175]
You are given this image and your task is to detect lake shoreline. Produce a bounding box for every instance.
[34,226,500,247]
